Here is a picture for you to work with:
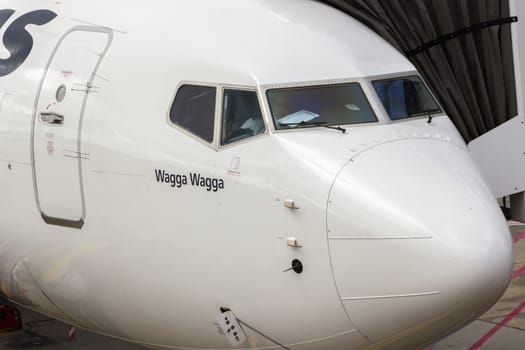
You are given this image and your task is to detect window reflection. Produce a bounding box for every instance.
[267,84,377,130]
[221,89,265,145]
[170,85,216,143]
[373,76,441,120]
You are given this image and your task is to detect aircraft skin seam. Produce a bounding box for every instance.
[341,292,441,301]
[325,154,375,345]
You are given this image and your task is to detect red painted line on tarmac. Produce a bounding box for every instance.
[469,299,525,350]
[513,230,525,244]
[512,264,525,281]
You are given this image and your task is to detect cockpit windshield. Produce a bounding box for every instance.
[267,83,377,130]
[372,76,441,120]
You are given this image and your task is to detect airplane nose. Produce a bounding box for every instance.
[326,138,513,348]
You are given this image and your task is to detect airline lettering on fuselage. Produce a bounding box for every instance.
[0,9,57,77]
[155,169,225,192]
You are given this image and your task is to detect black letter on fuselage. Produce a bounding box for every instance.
[0,9,57,77]
[0,10,15,29]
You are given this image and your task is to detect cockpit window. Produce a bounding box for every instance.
[372,76,441,120]
[170,85,216,143]
[221,89,265,145]
[267,83,377,130]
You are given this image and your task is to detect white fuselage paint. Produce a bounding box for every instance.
[0,1,514,349]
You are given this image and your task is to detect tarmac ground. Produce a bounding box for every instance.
[0,224,523,350]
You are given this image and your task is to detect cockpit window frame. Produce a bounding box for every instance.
[167,76,442,147]
[217,85,270,150]
[167,81,270,151]
[366,73,445,123]
[167,81,221,150]
[260,78,386,133]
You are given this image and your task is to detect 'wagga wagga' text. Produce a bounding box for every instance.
[155,169,224,192]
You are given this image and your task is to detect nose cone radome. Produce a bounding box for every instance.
[327,139,513,348]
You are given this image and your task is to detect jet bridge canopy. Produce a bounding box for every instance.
[319,0,518,143]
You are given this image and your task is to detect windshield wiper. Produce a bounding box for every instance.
[423,108,441,124]
[279,121,347,134]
